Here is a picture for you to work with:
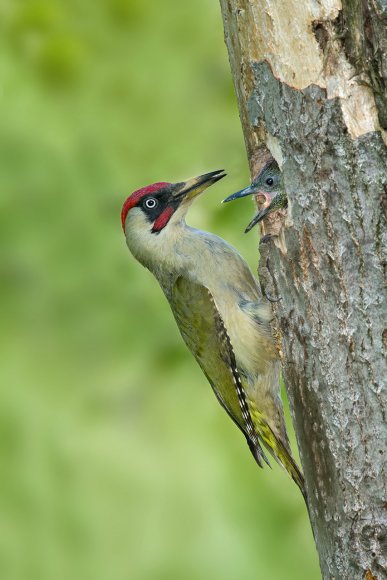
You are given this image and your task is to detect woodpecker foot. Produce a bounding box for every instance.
[264,289,282,303]
[259,234,278,245]
[260,280,282,303]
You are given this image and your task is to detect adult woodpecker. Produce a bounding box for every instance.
[121,170,304,497]
[223,160,287,233]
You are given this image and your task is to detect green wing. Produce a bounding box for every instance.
[170,275,268,467]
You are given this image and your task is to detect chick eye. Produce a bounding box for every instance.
[144,197,158,209]
[266,177,274,186]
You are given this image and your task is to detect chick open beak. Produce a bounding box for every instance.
[223,184,273,233]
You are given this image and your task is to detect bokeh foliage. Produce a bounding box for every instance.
[0,0,320,578]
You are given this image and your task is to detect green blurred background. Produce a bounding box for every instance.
[0,1,320,578]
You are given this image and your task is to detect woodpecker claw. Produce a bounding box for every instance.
[264,290,282,303]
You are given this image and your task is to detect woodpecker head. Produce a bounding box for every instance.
[222,160,285,233]
[121,170,226,264]
[223,160,282,206]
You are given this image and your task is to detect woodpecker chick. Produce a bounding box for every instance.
[223,160,287,233]
[121,170,305,498]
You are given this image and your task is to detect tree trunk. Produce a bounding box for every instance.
[219,1,387,578]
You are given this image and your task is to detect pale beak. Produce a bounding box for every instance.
[173,170,226,202]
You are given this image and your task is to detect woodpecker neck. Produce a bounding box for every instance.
[124,207,188,275]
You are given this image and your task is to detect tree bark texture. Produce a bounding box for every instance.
[219,1,387,578]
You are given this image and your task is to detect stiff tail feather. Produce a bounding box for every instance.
[250,407,306,501]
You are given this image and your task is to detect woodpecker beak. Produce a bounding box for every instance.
[173,170,226,203]
[222,184,255,203]
[244,209,268,233]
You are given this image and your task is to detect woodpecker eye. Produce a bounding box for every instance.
[144,197,158,209]
[266,177,274,186]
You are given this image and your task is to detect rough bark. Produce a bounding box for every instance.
[219,1,387,578]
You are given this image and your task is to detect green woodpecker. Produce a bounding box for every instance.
[121,170,304,497]
[223,160,287,233]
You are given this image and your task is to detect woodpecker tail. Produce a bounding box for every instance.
[249,407,306,501]
[265,429,306,501]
